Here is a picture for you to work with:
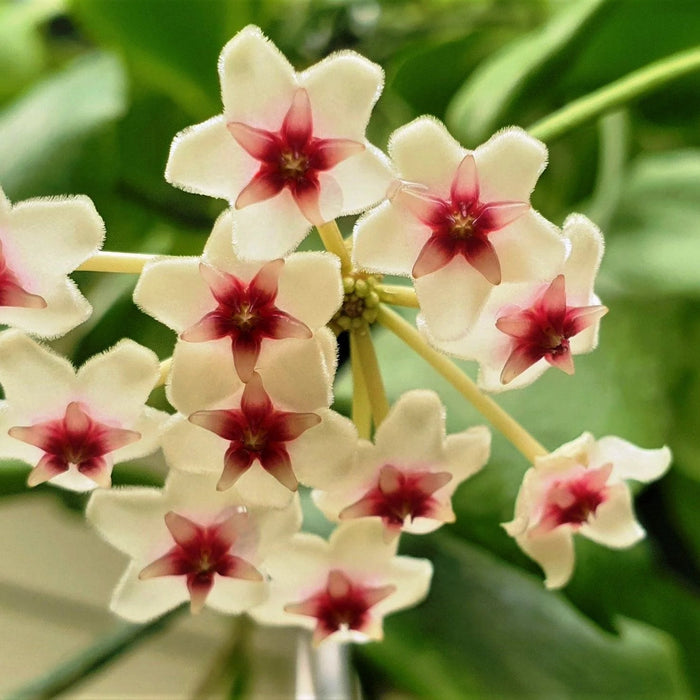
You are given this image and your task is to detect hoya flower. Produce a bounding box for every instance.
[134,209,342,384]
[250,519,432,645]
[424,214,606,392]
[503,432,672,589]
[161,355,357,507]
[0,331,166,490]
[353,117,564,340]
[87,469,302,621]
[314,390,490,539]
[165,25,391,259]
[0,188,104,338]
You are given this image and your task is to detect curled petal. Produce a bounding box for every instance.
[465,237,501,285]
[495,311,537,340]
[241,373,273,422]
[0,279,47,309]
[259,445,297,491]
[546,346,575,375]
[232,334,262,383]
[395,189,450,227]
[236,171,285,209]
[292,178,324,225]
[474,201,529,232]
[180,312,227,343]
[566,304,608,336]
[187,575,214,614]
[500,344,543,384]
[312,139,365,170]
[219,447,255,490]
[412,237,455,278]
[77,456,111,488]
[27,454,67,487]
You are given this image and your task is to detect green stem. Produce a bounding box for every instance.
[350,331,372,439]
[529,45,700,142]
[316,220,352,275]
[8,607,185,700]
[351,326,390,429]
[377,305,547,463]
[77,251,159,274]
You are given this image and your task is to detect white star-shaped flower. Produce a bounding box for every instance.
[0,331,167,490]
[87,470,302,621]
[503,432,672,589]
[165,25,392,259]
[0,188,104,337]
[250,519,432,645]
[353,117,564,340]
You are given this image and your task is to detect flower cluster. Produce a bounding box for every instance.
[0,23,672,648]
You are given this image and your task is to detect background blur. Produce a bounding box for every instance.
[1,0,699,697]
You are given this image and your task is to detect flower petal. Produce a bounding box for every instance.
[580,484,645,549]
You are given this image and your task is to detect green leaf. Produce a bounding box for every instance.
[605,150,700,296]
[0,51,126,199]
[446,0,609,144]
[360,532,690,699]
[70,0,260,120]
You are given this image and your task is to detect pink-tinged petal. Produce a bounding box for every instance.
[213,509,249,546]
[164,511,201,549]
[415,471,453,494]
[284,598,319,617]
[327,569,352,597]
[187,576,214,614]
[64,401,91,435]
[189,409,242,441]
[378,464,402,493]
[362,583,396,608]
[97,426,141,453]
[8,423,53,450]
[282,88,313,149]
[260,445,298,491]
[540,275,567,321]
[219,555,264,582]
[219,447,255,491]
[546,347,575,375]
[465,237,501,285]
[339,498,378,520]
[566,305,608,336]
[226,122,279,162]
[495,311,537,340]
[394,189,450,227]
[292,178,324,225]
[450,154,479,204]
[236,171,285,209]
[77,456,111,488]
[139,551,189,580]
[412,237,455,278]
[241,372,273,422]
[232,334,262,383]
[474,201,529,232]
[27,454,67,487]
[199,263,246,304]
[248,259,284,306]
[0,278,47,309]
[311,139,365,171]
[265,313,312,340]
[500,345,543,385]
[180,312,227,343]
[274,412,321,441]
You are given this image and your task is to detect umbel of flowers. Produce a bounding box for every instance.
[0,24,671,646]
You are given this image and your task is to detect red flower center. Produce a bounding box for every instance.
[340,464,452,537]
[285,569,395,645]
[9,401,140,488]
[227,88,364,225]
[139,510,262,613]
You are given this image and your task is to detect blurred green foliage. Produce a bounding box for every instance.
[1,0,699,697]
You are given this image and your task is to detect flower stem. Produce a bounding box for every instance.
[316,220,352,275]
[8,606,185,700]
[351,326,390,430]
[529,45,700,143]
[76,251,158,274]
[378,284,420,308]
[155,358,172,389]
[377,305,548,463]
[349,330,372,439]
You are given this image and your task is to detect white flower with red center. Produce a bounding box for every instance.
[134,209,342,385]
[313,390,490,539]
[165,25,392,259]
[424,214,607,392]
[161,357,357,508]
[0,188,104,338]
[87,470,302,621]
[503,432,672,589]
[250,520,432,645]
[0,331,167,491]
[353,117,564,340]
